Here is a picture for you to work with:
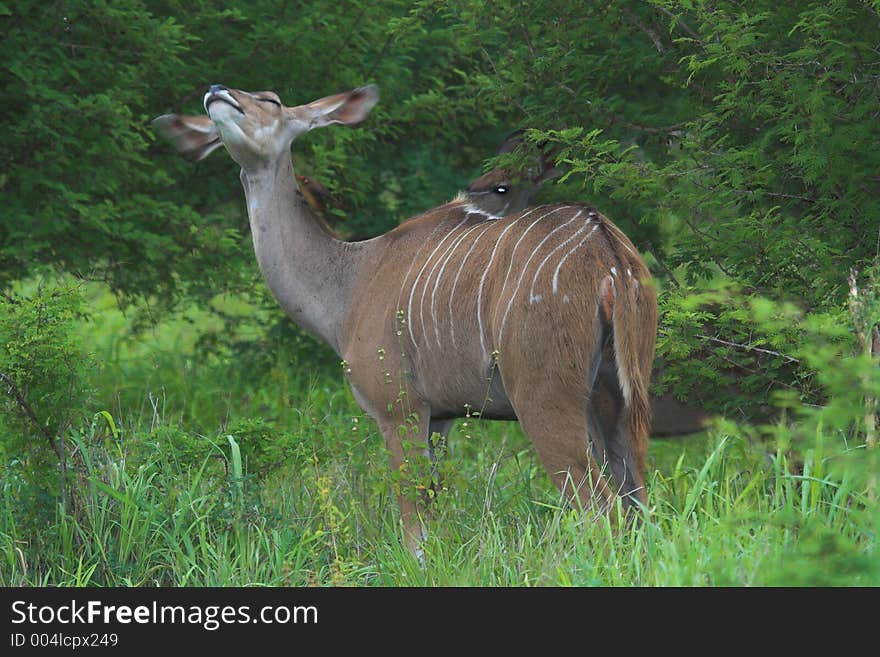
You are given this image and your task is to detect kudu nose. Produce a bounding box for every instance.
[208,84,226,94]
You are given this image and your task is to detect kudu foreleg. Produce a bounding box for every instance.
[373,405,439,560]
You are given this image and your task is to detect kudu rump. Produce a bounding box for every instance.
[154,85,658,555]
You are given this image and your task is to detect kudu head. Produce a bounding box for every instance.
[153,84,379,172]
[462,130,560,218]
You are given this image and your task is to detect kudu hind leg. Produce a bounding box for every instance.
[516,400,615,516]
[594,277,649,516]
[605,417,648,512]
[593,350,648,514]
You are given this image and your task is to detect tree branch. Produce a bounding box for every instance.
[715,352,800,392]
[0,371,62,460]
[623,8,666,53]
[655,6,702,43]
[696,334,800,364]
[646,243,681,289]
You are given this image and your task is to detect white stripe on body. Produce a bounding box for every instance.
[496,209,583,344]
[447,223,496,346]
[398,222,444,313]
[476,220,523,356]
[430,222,488,348]
[552,224,599,294]
[406,218,468,346]
[490,206,569,326]
[527,211,586,304]
[418,219,474,347]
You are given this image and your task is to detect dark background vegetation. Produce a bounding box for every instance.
[1,0,879,585]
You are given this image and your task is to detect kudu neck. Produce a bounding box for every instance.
[239,152,371,355]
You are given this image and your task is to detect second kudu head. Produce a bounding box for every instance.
[462,130,560,218]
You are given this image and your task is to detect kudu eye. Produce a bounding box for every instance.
[494,185,509,194]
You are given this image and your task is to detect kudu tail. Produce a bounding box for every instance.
[599,264,657,507]
[615,275,656,437]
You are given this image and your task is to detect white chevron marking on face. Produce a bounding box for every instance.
[464,204,502,220]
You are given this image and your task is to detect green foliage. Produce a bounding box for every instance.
[0,0,519,307]
[137,425,220,471]
[655,284,814,420]
[225,417,300,476]
[7,0,879,423]
[0,282,96,528]
[0,283,93,441]
[2,2,244,306]
[2,405,876,585]
[0,285,873,586]
[417,0,880,424]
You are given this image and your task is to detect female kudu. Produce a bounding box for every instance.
[154,84,658,556]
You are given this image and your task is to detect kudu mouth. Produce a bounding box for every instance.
[204,86,243,115]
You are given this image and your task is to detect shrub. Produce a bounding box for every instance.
[0,281,95,523]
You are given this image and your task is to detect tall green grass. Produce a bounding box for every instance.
[1,286,876,586]
[2,411,875,585]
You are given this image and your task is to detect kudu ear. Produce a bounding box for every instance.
[494,129,562,184]
[294,85,379,129]
[496,129,526,155]
[152,114,223,162]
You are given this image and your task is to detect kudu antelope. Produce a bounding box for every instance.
[153,84,658,556]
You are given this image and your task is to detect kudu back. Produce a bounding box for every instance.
[154,84,658,556]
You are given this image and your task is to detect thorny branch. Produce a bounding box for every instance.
[655,6,702,42]
[645,243,681,289]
